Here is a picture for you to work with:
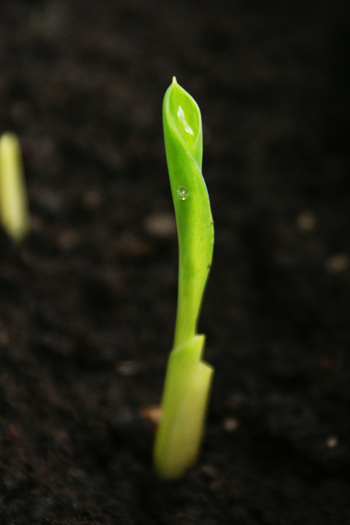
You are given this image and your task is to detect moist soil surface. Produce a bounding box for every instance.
[1,1,350,523]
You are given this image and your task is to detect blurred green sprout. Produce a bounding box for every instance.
[154,78,214,479]
[0,132,30,243]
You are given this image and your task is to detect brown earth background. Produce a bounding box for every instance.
[1,1,350,523]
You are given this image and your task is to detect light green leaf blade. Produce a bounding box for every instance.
[163,77,214,347]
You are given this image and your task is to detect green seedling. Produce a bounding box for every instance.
[154,78,214,479]
[0,132,30,243]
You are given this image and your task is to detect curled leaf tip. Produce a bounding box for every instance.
[164,79,202,159]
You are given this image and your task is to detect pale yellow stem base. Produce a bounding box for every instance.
[154,335,214,479]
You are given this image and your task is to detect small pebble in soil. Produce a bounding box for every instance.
[325,434,338,448]
[225,392,245,410]
[144,212,176,238]
[296,211,316,232]
[0,327,10,346]
[117,232,153,257]
[29,215,44,233]
[54,429,69,443]
[115,407,136,425]
[56,229,81,250]
[223,417,240,432]
[116,360,139,376]
[32,187,64,214]
[11,100,34,125]
[200,464,217,478]
[140,405,161,426]
[68,467,89,484]
[325,253,349,273]
[3,468,27,491]
[81,189,103,211]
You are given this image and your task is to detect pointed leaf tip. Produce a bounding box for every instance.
[164,79,202,158]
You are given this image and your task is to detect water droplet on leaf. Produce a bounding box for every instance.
[177,187,189,200]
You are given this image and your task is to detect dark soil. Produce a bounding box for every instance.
[1,1,350,523]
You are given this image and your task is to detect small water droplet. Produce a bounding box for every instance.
[177,186,189,200]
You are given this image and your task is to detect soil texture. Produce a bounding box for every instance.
[1,1,350,523]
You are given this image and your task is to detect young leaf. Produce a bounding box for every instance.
[163,77,214,347]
